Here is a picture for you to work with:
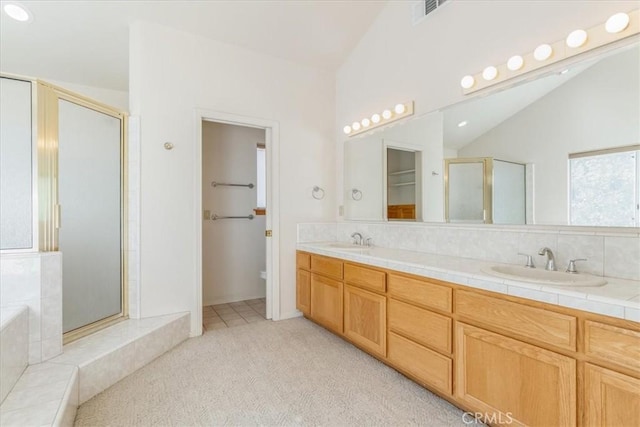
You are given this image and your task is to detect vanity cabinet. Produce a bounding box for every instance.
[296,269,311,316]
[584,363,640,427]
[295,250,640,427]
[343,263,387,357]
[344,285,386,357]
[296,253,311,315]
[386,273,453,395]
[310,273,343,334]
[455,322,576,427]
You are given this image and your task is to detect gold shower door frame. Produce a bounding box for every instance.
[35,80,129,343]
[444,157,493,224]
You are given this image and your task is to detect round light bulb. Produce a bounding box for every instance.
[460,75,475,89]
[482,66,498,81]
[606,12,630,33]
[352,121,361,131]
[394,103,406,114]
[382,109,392,120]
[534,44,553,61]
[3,3,31,22]
[371,113,381,124]
[361,118,371,127]
[343,125,352,135]
[566,29,587,48]
[507,55,524,71]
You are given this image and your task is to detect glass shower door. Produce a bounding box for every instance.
[58,99,123,333]
[445,159,489,223]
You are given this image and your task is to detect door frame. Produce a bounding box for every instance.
[194,109,280,336]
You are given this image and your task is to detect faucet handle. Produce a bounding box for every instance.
[364,237,373,247]
[566,258,587,274]
[517,253,536,268]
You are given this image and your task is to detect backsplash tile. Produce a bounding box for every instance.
[296,223,337,243]
[604,236,640,281]
[298,222,639,281]
[556,234,604,277]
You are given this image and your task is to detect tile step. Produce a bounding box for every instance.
[0,312,190,426]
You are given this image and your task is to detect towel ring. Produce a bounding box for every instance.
[312,186,325,200]
[351,188,363,201]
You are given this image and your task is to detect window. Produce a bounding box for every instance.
[256,145,266,208]
[569,146,639,227]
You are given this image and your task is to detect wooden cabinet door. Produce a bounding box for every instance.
[343,285,386,357]
[310,273,343,334]
[584,363,640,427]
[296,269,311,315]
[455,322,576,427]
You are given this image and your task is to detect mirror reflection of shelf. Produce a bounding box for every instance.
[389,182,416,187]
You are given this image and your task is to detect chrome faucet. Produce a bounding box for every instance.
[538,247,557,271]
[351,232,363,246]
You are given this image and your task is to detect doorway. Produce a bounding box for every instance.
[201,121,266,330]
[194,110,280,336]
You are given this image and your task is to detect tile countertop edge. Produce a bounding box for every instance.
[296,242,640,322]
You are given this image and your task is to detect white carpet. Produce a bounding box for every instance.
[75,318,477,426]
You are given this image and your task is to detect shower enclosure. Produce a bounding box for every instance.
[0,75,127,342]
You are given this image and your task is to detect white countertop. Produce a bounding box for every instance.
[297,242,640,322]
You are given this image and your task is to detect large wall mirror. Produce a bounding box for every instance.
[343,40,640,228]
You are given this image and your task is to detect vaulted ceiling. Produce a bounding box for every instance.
[0,0,387,91]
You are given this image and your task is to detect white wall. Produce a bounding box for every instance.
[459,47,639,224]
[202,122,266,305]
[335,0,637,217]
[129,21,335,331]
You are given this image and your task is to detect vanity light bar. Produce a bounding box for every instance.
[343,101,414,137]
[460,9,640,95]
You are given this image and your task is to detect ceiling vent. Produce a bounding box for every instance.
[412,0,449,26]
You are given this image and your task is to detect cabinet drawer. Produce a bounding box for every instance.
[388,298,451,355]
[388,274,452,313]
[585,321,640,372]
[296,252,310,270]
[388,331,452,395]
[456,290,577,351]
[344,263,386,293]
[311,255,343,280]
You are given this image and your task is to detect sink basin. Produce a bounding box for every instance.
[322,242,371,252]
[483,265,607,287]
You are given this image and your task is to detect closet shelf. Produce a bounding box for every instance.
[389,182,416,187]
[388,169,415,176]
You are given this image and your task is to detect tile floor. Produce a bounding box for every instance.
[203,299,267,331]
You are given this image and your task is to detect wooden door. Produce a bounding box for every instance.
[455,322,576,426]
[343,285,386,357]
[310,273,343,334]
[584,363,640,427]
[296,269,311,315]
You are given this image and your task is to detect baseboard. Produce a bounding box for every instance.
[278,311,303,320]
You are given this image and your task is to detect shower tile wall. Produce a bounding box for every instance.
[0,252,63,363]
[297,222,640,281]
